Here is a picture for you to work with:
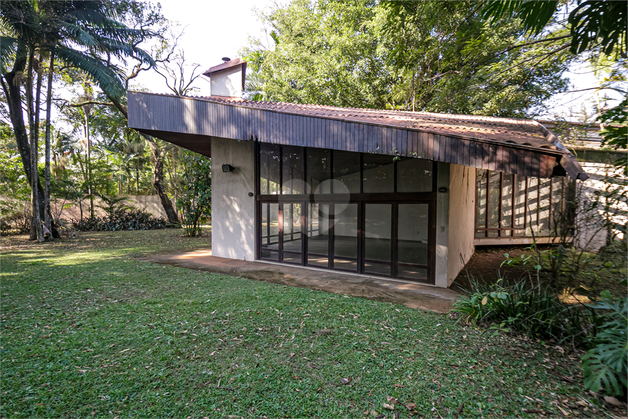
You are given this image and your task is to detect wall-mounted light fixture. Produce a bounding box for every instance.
[222,164,235,173]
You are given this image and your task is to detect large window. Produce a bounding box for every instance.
[258,144,433,196]
[475,169,572,239]
[256,143,436,284]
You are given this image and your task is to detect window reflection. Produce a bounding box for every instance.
[306,149,331,194]
[333,150,360,193]
[282,146,304,194]
[397,158,432,192]
[259,144,280,195]
[260,145,434,196]
[363,154,394,193]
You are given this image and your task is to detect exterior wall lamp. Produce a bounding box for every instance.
[222,164,235,173]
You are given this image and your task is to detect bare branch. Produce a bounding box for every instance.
[496,34,571,55]
[488,44,570,83]
[53,98,115,108]
[554,86,627,95]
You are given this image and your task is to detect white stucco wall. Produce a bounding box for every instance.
[435,162,450,288]
[210,66,244,98]
[447,164,476,287]
[211,137,256,260]
[575,161,627,250]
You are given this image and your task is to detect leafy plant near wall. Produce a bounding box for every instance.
[582,290,628,398]
[175,152,211,237]
[97,195,130,218]
[451,277,595,348]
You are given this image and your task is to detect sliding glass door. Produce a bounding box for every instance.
[256,142,436,284]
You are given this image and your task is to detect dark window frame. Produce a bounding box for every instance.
[256,142,437,284]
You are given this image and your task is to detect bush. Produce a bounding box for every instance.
[0,202,30,235]
[73,207,168,232]
[175,152,211,237]
[451,277,596,348]
[582,291,627,397]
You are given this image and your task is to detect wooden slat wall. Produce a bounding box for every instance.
[128,92,560,178]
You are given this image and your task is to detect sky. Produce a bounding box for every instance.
[131,0,278,96]
[130,0,614,122]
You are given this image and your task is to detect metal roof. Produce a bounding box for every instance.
[203,58,247,77]
[128,91,588,180]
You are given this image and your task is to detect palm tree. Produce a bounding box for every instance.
[0,0,155,240]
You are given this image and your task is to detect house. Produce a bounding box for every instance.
[127,58,588,288]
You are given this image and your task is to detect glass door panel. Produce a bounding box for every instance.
[282,203,303,264]
[307,203,330,268]
[397,204,429,281]
[333,203,358,272]
[261,203,279,260]
[364,204,392,276]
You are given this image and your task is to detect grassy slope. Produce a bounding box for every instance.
[0,229,609,418]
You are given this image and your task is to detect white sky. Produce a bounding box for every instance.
[129,0,613,122]
[130,0,278,96]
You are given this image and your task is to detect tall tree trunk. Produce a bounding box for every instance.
[103,95,179,224]
[27,51,44,242]
[136,159,140,194]
[143,135,179,224]
[84,111,94,218]
[34,53,46,239]
[1,61,47,232]
[44,52,54,234]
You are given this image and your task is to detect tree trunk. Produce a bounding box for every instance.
[27,51,44,242]
[44,52,54,234]
[1,61,47,235]
[84,111,94,218]
[103,94,179,224]
[143,135,179,224]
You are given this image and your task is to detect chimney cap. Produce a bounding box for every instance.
[204,57,246,77]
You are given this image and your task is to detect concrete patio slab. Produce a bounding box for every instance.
[142,249,461,314]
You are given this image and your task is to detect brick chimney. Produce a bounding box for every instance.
[203,57,247,98]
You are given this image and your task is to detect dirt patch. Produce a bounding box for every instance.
[451,246,540,292]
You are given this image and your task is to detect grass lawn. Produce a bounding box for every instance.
[0,229,613,418]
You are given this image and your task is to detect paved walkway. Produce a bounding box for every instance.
[143,249,461,314]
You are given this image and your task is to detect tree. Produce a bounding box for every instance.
[176,152,211,237]
[481,1,626,57]
[123,29,207,225]
[0,0,155,240]
[481,0,627,172]
[242,0,574,117]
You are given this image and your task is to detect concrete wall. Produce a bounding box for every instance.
[210,66,244,98]
[211,137,256,260]
[435,162,450,288]
[34,194,168,221]
[447,164,476,287]
[575,161,627,250]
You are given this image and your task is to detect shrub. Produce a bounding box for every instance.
[451,277,596,348]
[73,207,167,232]
[582,291,627,397]
[0,201,30,235]
[175,152,211,237]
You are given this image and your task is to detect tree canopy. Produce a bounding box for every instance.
[243,0,575,118]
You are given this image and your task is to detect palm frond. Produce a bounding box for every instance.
[96,38,155,66]
[55,45,125,100]
[59,21,100,48]
[0,36,17,73]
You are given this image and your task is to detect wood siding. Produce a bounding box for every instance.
[128,92,563,178]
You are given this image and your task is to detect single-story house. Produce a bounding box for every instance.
[128,58,588,288]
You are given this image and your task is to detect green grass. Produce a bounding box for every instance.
[0,229,611,418]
